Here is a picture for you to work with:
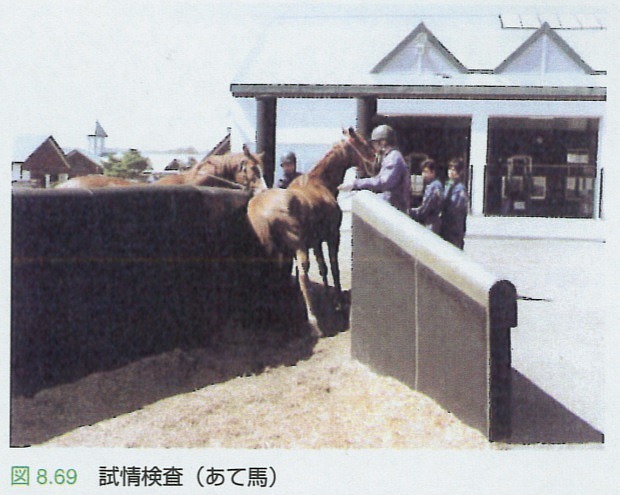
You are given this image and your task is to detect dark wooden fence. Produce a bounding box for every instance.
[12,186,302,396]
[351,191,517,441]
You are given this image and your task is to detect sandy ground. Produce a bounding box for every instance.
[41,330,491,449]
[14,227,495,449]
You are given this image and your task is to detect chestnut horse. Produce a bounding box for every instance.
[154,144,267,194]
[55,175,137,188]
[247,127,375,330]
[56,145,266,194]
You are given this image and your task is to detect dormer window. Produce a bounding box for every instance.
[371,23,466,76]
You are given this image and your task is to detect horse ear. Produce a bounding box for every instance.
[348,127,358,139]
[243,143,258,163]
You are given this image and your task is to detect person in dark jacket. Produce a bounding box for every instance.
[410,159,443,234]
[339,124,411,213]
[441,158,469,249]
[276,151,302,189]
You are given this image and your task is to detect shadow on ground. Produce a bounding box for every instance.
[507,369,603,445]
[309,284,351,337]
[11,320,317,447]
[11,279,349,447]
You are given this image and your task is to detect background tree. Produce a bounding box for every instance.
[103,149,149,179]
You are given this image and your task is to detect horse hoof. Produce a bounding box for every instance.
[307,315,322,338]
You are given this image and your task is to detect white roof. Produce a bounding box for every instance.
[233,13,607,88]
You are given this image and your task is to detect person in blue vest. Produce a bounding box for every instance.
[410,158,443,234]
[440,158,469,249]
[276,151,302,189]
[338,124,410,213]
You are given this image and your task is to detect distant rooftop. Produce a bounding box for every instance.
[89,120,108,138]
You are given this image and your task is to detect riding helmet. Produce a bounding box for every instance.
[371,125,395,144]
[280,151,297,165]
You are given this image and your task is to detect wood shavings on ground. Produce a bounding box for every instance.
[44,331,492,449]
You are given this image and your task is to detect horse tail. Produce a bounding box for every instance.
[271,216,301,256]
[248,211,300,257]
[247,208,275,255]
[247,190,300,257]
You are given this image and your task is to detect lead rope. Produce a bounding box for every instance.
[199,173,244,189]
[193,159,246,189]
[346,139,377,177]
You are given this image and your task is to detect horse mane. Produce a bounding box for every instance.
[194,154,239,181]
[306,141,348,180]
[293,140,352,195]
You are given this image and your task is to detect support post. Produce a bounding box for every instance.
[470,114,489,215]
[356,97,377,139]
[256,96,277,187]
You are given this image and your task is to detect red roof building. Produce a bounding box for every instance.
[66,149,104,176]
[21,136,71,188]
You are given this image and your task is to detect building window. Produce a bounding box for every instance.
[485,117,599,218]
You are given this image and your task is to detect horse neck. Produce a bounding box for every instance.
[307,146,350,195]
[197,155,236,180]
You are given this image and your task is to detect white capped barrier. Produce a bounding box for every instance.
[351,191,517,441]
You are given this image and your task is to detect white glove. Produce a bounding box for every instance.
[338,183,354,192]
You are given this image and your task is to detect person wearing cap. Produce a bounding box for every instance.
[410,158,444,235]
[276,151,302,189]
[440,158,469,249]
[338,124,410,213]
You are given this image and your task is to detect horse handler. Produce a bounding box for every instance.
[338,124,410,213]
[440,158,469,249]
[276,151,302,189]
[409,158,444,235]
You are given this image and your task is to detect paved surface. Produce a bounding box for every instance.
[336,205,607,443]
[465,237,606,441]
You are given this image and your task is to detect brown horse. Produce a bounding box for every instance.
[247,127,375,329]
[154,144,267,194]
[55,175,138,188]
[56,145,266,194]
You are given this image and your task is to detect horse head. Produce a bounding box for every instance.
[342,127,377,177]
[236,144,268,195]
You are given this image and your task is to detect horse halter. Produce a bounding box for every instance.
[201,173,244,189]
[193,159,245,190]
[345,136,376,177]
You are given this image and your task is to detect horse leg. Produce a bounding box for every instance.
[276,252,295,284]
[313,242,330,288]
[295,248,321,336]
[328,231,343,310]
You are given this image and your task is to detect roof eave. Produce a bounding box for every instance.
[230,83,606,101]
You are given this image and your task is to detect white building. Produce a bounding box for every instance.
[230,13,607,227]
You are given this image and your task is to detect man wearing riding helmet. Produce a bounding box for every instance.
[276,151,302,189]
[338,124,410,213]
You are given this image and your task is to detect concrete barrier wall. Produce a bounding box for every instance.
[351,191,516,441]
[12,186,302,396]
